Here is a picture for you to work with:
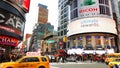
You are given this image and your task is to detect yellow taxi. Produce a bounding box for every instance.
[108,58,120,68]
[105,53,120,65]
[0,56,50,68]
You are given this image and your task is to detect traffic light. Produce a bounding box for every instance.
[63,36,67,42]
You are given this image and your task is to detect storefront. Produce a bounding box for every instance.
[69,33,117,50]
[67,17,117,52]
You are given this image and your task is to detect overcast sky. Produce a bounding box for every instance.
[24,0,58,35]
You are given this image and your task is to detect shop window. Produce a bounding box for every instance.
[104,36,108,46]
[110,37,115,47]
[95,36,100,45]
[78,36,82,45]
[86,36,91,45]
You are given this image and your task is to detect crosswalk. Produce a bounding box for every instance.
[50,62,97,65]
[50,62,97,68]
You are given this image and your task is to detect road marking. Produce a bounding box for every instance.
[50,62,97,65]
[50,66,59,68]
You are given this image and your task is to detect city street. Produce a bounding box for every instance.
[50,62,108,68]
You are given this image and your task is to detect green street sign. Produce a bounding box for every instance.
[46,40,55,44]
[81,0,95,6]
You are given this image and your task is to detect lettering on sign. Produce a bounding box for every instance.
[0,36,18,46]
[79,8,98,13]
[0,13,22,30]
[81,19,99,27]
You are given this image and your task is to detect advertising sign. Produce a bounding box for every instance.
[26,52,41,56]
[67,17,117,36]
[0,8,25,40]
[77,0,112,18]
[0,36,19,46]
[78,0,100,18]
[15,0,31,12]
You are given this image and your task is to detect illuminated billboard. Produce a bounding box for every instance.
[0,36,19,46]
[0,8,25,40]
[15,0,31,12]
[77,0,112,19]
[67,17,117,36]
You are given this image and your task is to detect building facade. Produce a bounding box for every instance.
[67,0,119,52]
[0,0,30,52]
[58,0,69,38]
[57,0,70,50]
[38,4,48,24]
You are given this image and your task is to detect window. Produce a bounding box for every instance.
[99,5,105,14]
[99,5,110,16]
[95,36,100,45]
[86,36,91,45]
[64,29,67,35]
[70,0,78,20]
[106,6,110,16]
[99,0,109,5]
[74,0,77,8]
[99,0,104,4]
[21,57,39,62]
[104,36,108,46]
[105,0,109,5]
[41,57,47,62]
[70,9,78,20]
[78,36,82,45]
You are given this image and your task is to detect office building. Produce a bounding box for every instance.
[67,0,119,53]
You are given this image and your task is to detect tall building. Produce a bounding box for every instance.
[58,0,69,39]
[29,4,56,52]
[57,0,69,49]
[67,0,119,53]
[38,4,48,24]
[110,0,120,51]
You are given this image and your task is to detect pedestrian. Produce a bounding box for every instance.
[90,54,93,63]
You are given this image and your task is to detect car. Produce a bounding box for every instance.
[46,55,56,62]
[0,56,50,68]
[108,59,120,68]
[105,53,120,65]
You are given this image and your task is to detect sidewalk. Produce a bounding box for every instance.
[50,61,98,65]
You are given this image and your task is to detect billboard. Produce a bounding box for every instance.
[78,0,112,18]
[15,0,31,12]
[67,17,117,36]
[0,36,19,46]
[0,8,25,40]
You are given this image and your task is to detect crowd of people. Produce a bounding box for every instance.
[0,50,22,63]
[47,49,107,63]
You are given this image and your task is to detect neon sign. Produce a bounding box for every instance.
[0,36,19,46]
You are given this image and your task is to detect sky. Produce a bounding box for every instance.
[24,0,58,35]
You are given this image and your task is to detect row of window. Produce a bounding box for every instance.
[72,36,115,46]
[99,5,111,16]
[58,23,67,30]
[58,29,67,36]
[99,0,109,6]
[21,57,47,62]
